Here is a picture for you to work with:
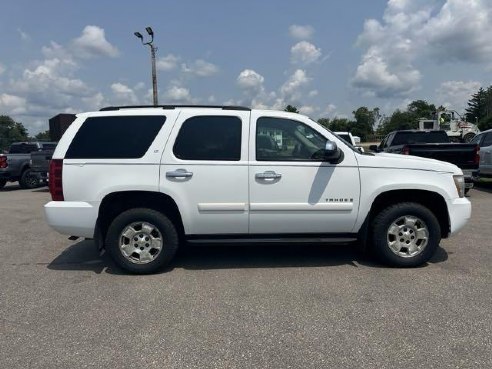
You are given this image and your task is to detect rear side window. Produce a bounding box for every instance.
[65,116,165,159]
[392,131,448,145]
[482,133,492,147]
[173,116,242,161]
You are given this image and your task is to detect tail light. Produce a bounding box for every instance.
[473,144,480,165]
[402,145,410,155]
[0,155,7,169]
[49,159,64,201]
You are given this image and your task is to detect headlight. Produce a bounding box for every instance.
[453,175,465,198]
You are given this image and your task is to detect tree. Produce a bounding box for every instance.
[284,105,299,113]
[35,130,51,140]
[328,118,350,132]
[351,107,375,141]
[377,110,416,135]
[465,87,487,123]
[0,115,29,151]
[407,100,436,120]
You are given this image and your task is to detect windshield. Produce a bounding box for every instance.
[393,131,449,145]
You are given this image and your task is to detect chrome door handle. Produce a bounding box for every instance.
[166,169,193,178]
[255,171,282,180]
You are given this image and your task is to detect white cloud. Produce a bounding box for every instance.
[0,93,27,115]
[181,59,219,77]
[289,25,315,40]
[17,28,30,41]
[72,25,119,59]
[237,69,265,91]
[165,85,192,102]
[308,90,318,97]
[436,80,481,113]
[352,0,492,97]
[299,105,317,115]
[81,92,105,111]
[280,69,311,102]
[0,64,5,75]
[291,41,322,65]
[157,54,180,71]
[110,83,138,105]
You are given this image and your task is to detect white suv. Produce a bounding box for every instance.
[45,105,471,273]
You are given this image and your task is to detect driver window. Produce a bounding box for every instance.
[256,117,327,161]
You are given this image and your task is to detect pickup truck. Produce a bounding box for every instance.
[334,131,364,152]
[44,105,471,274]
[370,130,479,193]
[0,141,57,189]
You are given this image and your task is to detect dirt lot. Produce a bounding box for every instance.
[1,183,491,368]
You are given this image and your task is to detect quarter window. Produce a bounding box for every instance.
[65,116,165,159]
[256,117,327,161]
[482,132,492,147]
[173,116,242,161]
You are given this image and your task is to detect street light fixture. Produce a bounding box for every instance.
[134,27,158,106]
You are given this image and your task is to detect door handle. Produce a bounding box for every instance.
[166,169,193,178]
[255,171,282,180]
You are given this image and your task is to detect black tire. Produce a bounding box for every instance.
[464,188,470,195]
[19,169,40,189]
[105,208,179,274]
[0,179,6,189]
[371,202,440,267]
[463,133,475,143]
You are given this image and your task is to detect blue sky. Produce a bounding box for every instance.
[0,0,491,134]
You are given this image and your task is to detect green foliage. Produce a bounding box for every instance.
[465,88,487,123]
[478,116,492,131]
[35,130,51,140]
[377,100,436,135]
[351,107,375,141]
[0,115,29,151]
[284,105,299,113]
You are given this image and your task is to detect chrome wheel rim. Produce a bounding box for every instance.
[387,216,429,258]
[119,222,163,264]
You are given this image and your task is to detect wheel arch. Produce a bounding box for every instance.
[96,191,185,247]
[358,189,450,244]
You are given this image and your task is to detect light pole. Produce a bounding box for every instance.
[134,27,158,106]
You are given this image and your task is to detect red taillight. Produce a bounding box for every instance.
[49,159,64,201]
[0,155,7,169]
[474,144,480,165]
[402,145,410,155]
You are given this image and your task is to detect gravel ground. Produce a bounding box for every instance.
[1,183,491,368]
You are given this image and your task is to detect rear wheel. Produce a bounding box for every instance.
[105,208,179,274]
[19,169,40,189]
[372,202,440,267]
[0,179,6,189]
[463,133,475,143]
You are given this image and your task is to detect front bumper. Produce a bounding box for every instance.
[44,201,99,238]
[447,197,472,235]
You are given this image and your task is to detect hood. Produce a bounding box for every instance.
[358,152,462,175]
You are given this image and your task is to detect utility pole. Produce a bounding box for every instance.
[134,27,158,106]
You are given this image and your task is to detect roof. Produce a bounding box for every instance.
[99,105,251,112]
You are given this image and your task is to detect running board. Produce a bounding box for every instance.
[186,236,357,245]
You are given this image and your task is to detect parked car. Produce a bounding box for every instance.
[45,105,471,273]
[335,131,364,152]
[0,141,57,189]
[30,147,57,183]
[470,128,492,179]
[369,130,479,193]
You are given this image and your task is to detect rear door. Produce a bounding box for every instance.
[160,110,250,235]
[479,132,492,175]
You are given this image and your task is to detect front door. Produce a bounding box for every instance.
[248,112,360,234]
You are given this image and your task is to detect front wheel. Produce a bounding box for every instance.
[105,208,179,274]
[463,133,475,143]
[372,203,441,267]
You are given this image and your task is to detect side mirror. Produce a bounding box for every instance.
[369,145,379,152]
[323,141,342,162]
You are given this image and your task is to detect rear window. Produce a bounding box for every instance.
[392,131,449,145]
[41,143,57,150]
[65,116,165,159]
[9,143,38,154]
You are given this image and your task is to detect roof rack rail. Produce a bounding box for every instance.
[99,105,251,112]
